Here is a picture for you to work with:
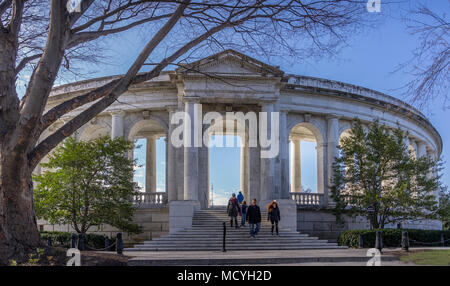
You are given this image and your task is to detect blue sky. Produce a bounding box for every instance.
[42,1,448,204]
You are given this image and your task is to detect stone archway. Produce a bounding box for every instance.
[128,118,167,199]
[202,115,248,208]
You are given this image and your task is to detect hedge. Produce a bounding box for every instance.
[338,229,450,248]
[40,231,116,250]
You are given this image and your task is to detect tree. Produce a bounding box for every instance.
[33,136,141,234]
[331,119,441,229]
[438,186,450,230]
[0,0,368,264]
[399,2,449,108]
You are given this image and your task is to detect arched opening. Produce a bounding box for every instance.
[208,135,242,206]
[206,117,246,207]
[289,122,324,194]
[128,120,166,196]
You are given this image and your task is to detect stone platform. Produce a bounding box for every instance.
[125,249,399,266]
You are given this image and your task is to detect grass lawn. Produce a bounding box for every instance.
[399,250,450,266]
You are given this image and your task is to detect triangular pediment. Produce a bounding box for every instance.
[176,49,284,77]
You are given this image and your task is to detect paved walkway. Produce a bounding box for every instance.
[123,247,450,266]
[125,248,395,266]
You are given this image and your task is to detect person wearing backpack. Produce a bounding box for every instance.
[227,193,241,229]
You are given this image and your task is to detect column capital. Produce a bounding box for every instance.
[326,114,340,120]
[183,96,200,103]
[110,110,126,117]
[289,134,302,141]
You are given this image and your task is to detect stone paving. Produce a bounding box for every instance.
[123,247,450,266]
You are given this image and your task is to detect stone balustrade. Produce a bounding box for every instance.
[290,192,325,208]
[133,192,168,208]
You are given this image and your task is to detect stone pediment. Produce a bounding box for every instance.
[175,49,284,78]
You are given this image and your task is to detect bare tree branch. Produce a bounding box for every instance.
[398,3,450,109]
[30,0,192,167]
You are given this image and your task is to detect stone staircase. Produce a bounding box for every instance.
[125,208,345,251]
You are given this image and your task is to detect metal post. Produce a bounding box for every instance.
[401,231,409,251]
[441,233,445,247]
[47,236,52,247]
[375,231,383,253]
[77,233,84,251]
[116,232,123,254]
[105,236,110,251]
[222,222,227,252]
[71,234,77,248]
[358,234,364,249]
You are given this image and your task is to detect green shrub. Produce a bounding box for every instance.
[40,231,117,250]
[338,229,450,248]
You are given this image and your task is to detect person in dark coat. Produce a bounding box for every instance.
[266,200,281,235]
[227,193,240,228]
[246,199,261,238]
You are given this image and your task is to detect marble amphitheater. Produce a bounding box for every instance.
[37,50,443,250]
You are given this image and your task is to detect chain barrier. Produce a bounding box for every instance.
[84,241,117,251]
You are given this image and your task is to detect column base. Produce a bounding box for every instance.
[169,200,200,234]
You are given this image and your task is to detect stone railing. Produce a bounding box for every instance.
[290,192,325,208]
[133,192,168,208]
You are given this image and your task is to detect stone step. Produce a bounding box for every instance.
[125,245,345,252]
[149,237,325,243]
[127,208,338,252]
[153,232,312,240]
[138,242,335,247]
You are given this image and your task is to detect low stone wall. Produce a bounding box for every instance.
[296,209,368,242]
[296,209,443,242]
[37,207,169,247]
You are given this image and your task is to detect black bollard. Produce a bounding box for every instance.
[104,236,110,251]
[116,232,123,255]
[47,236,52,247]
[71,234,77,248]
[375,231,383,253]
[358,234,364,249]
[77,233,84,251]
[441,233,445,247]
[222,222,227,252]
[401,231,409,251]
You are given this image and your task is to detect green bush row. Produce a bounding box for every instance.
[40,231,117,250]
[338,229,450,248]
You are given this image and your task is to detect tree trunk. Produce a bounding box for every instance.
[0,152,41,265]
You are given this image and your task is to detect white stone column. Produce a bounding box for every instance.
[260,102,274,202]
[167,109,178,202]
[290,137,301,193]
[240,135,249,200]
[183,98,200,201]
[198,143,209,209]
[145,135,157,193]
[417,141,428,158]
[279,110,290,199]
[317,142,326,201]
[110,111,125,139]
[326,115,339,207]
[248,143,261,202]
[410,139,418,158]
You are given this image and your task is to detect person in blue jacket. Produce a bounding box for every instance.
[237,191,244,204]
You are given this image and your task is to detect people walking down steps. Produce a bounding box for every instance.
[267,200,281,236]
[227,193,241,229]
[240,201,248,227]
[246,199,262,238]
